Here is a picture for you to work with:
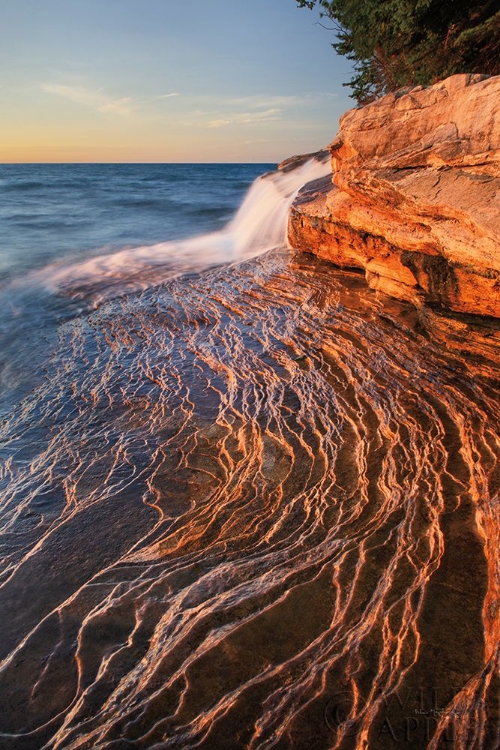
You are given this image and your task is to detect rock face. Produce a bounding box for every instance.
[289,74,500,318]
[278,148,330,173]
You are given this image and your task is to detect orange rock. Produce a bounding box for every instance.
[289,74,500,318]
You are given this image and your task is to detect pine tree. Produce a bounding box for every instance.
[297,0,500,104]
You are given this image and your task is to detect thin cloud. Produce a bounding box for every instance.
[230,95,304,109]
[98,97,134,115]
[193,91,338,129]
[223,93,338,109]
[206,118,231,128]
[41,83,136,115]
[41,83,183,115]
[206,108,283,128]
[156,92,180,99]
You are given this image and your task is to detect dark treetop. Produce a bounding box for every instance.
[297,0,500,103]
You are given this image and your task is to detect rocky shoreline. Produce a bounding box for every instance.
[287,74,500,340]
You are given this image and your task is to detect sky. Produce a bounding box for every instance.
[0,0,354,163]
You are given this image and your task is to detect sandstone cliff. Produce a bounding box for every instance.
[288,74,500,319]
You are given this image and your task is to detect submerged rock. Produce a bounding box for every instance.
[289,74,500,319]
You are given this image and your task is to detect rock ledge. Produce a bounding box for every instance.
[289,74,500,318]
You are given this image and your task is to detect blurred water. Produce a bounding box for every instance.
[0,163,273,414]
[0,164,271,281]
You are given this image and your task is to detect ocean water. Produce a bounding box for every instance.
[0,163,273,278]
[0,161,498,749]
[0,163,291,415]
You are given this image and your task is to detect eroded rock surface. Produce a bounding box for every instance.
[289,74,500,318]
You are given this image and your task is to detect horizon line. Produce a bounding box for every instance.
[0,160,279,166]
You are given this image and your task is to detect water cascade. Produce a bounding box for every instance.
[46,158,331,302]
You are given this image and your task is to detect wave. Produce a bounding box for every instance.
[4,180,47,192]
[6,217,91,231]
[37,158,331,302]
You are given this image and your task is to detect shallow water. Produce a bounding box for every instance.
[0,164,499,749]
[0,161,326,417]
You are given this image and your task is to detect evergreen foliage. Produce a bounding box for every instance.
[297,0,500,104]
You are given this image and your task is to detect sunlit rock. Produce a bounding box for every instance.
[289,74,500,318]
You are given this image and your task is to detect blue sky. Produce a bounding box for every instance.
[0,0,354,162]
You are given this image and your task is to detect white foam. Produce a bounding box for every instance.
[43,158,331,298]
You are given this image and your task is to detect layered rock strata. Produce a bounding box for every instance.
[288,74,500,318]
